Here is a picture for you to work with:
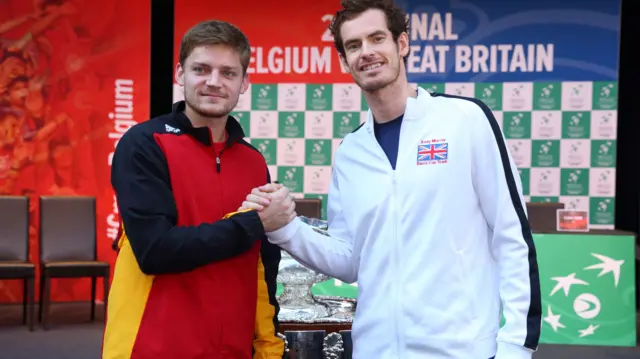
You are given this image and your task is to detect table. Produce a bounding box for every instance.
[276,230,638,347]
[531,230,637,346]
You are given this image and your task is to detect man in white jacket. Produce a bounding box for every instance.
[241,0,542,358]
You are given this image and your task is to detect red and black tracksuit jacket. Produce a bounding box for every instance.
[102,101,283,359]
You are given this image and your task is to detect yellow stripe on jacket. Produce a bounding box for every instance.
[254,254,285,358]
[102,233,154,359]
[226,209,284,358]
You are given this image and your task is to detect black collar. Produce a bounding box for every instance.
[171,101,246,147]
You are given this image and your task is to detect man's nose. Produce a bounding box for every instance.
[361,41,375,57]
[205,70,222,87]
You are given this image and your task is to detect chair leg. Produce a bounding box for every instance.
[38,273,45,323]
[26,277,35,331]
[22,279,27,325]
[103,272,110,321]
[41,275,51,330]
[90,276,96,321]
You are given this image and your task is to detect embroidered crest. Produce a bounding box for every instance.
[417,139,448,165]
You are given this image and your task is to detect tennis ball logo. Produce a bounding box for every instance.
[573,293,601,319]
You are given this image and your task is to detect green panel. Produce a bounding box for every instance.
[276,233,637,346]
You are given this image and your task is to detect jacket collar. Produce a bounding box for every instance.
[170,101,246,147]
[404,87,433,120]
[363,86,434,133]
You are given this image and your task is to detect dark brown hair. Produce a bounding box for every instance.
[329,0,409,59]
[178,20,251,73]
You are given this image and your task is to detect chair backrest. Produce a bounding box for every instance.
[0,196,29,261]
[294,198,322,219]
[39,196,97,262]
[526,201,565,233]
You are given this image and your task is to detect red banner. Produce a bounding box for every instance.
[0,0,150,303]
[174,0,353,84]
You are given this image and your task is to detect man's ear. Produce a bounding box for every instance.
[397,32,410,58]
[175,62,184,85]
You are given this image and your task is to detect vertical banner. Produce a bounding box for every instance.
[174,0,625,345]
[0,0,150,303]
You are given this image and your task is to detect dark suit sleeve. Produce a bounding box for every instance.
[253,170,284,357]
[111,127,265,275]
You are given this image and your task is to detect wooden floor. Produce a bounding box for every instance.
[0,302,638,359]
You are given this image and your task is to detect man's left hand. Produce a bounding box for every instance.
[239,183,282,212]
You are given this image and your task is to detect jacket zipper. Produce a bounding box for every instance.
[391,171,401,358]
[215,143,230,173]
[210,129,231,173]
[369,122,402,357]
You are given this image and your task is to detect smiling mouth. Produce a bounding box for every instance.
[360,63,384,71]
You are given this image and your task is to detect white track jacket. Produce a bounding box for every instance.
[267,87,542,359]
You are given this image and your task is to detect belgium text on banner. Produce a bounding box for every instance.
[173,0,620,84]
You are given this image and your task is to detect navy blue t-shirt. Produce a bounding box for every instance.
[373,114,403,170]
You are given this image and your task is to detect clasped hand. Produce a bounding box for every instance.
[240,183,297,232]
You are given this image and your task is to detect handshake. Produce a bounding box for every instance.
[239,183,297,232]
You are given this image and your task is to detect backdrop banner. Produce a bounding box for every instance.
[0,0,150,303]
[174,0,621,229]
[173,0,625,346]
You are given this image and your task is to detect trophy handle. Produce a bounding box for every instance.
[322,332,344,359]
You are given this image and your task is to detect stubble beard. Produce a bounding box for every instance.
[185,91,238,119]
[355,61,401,93]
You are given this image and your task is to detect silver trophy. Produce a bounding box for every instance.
[276,216,333,321]
[277,216,357,323]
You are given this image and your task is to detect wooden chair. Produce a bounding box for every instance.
[293,198,322,220]
[38,196,110,329]
[0,196,35,331]
[525,201,565,233]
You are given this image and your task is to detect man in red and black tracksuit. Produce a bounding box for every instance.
[102,100,286,358]
[102,20,292,359]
